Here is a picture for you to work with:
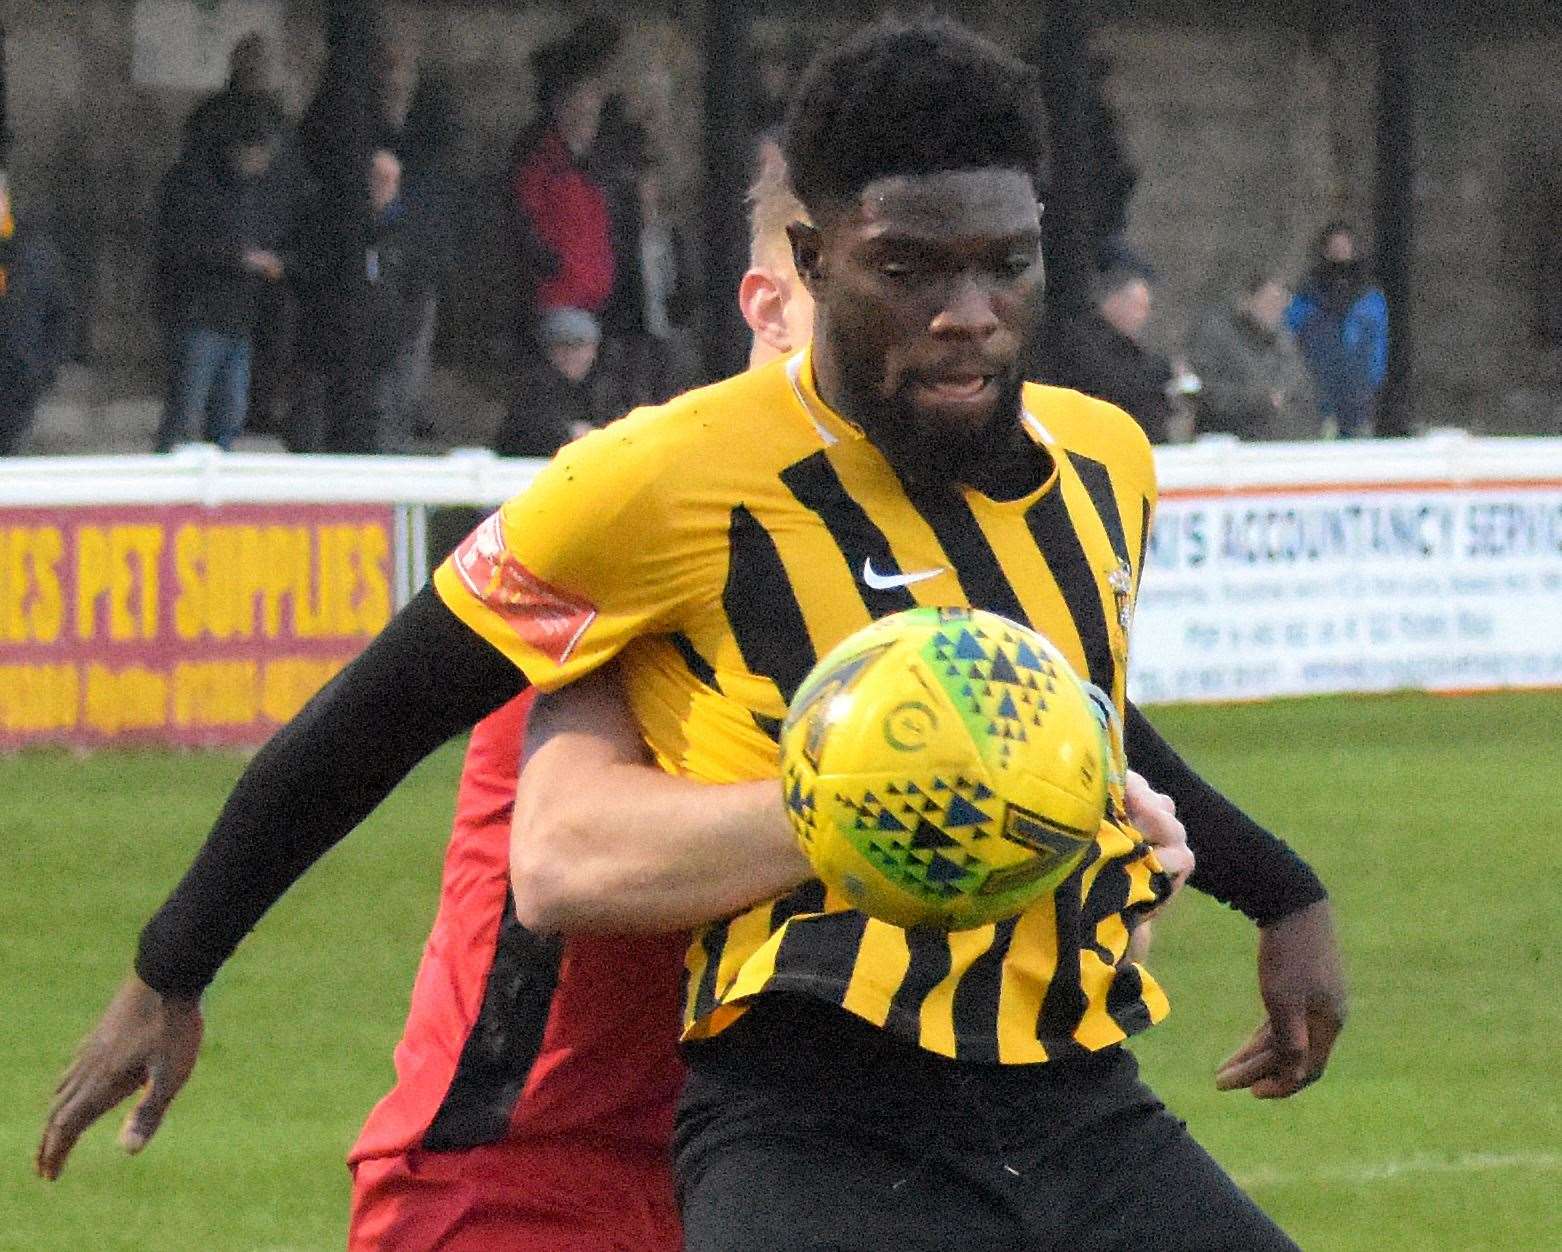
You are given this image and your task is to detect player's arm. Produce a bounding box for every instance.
[37,587,524,1180]
[511,664,812,934]
[1125,700,1323,925]
[1123,700,1346,1099]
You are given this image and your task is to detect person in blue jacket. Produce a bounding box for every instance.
[1287,222,1388,437]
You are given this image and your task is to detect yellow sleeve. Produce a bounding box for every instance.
[433,421,700,691]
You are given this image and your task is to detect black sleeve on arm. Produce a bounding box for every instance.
[136,586,527,998]
[1124,700,1326,927]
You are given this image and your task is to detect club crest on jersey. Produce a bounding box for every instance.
[1106,557,1134,668]
[453,512,597,665]
[1107,559,1133,632]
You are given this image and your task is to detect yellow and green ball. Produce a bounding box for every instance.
[780,607,1109,931]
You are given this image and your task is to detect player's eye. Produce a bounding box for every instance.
[1003,253,1038,278]
[878,260,916,279]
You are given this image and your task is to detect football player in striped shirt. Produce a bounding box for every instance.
[39,31,1341,1251]
[489,18,1337,1251]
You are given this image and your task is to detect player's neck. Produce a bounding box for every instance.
[958,414,1046,502]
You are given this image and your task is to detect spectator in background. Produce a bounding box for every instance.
[393,66,462,441]
[297,32,420,185]
[182,33,286,164]
[1186,269,1315,441]
[153,102,288,452]
[298,33,458,444]
[1287,222,1388,438]
[595,97,698,410]
[508,22,620,345]
[289,149,438,453]
[494,306,611,457]
[1050,265,1191,444]
[183,33,297,438]
[0,170,74,455]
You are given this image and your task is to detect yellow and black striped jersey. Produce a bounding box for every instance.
[435,348,1170,1063]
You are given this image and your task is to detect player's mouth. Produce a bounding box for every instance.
[913,374,996,406]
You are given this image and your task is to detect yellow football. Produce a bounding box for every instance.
[780,606,1109,931]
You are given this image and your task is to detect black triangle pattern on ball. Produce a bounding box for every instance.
[924,852,969,884]
[943,793,992,827]
[910,818,959,850]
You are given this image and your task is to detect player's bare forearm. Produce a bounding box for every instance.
[511,665,810,934]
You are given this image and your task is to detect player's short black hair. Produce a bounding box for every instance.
[781,17,1046,218]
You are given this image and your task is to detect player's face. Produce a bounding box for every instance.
[797,167,1043,487]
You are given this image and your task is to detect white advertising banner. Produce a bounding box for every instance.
[1129,480,1562,704]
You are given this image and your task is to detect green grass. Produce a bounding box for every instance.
[4,693,1560,1249]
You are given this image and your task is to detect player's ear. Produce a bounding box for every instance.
[740,268,795,360]
[788,222,824,291]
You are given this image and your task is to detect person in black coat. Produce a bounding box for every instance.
[152,101,289,451]
[287,149,439,452]
[181,34,287,165]
[1050,266,1187,444]
[0,171,74,455]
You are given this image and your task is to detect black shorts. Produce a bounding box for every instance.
[675,995,1298,1252]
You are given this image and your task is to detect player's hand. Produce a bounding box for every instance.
[1216,899,1346,1099]
[36,974,203,1180]
[1125,768,1193,899]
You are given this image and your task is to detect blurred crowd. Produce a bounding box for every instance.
[139,22,701,457]
[1048,223,1388,444]
[0,24,1393,458]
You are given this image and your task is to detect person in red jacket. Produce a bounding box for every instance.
[509,24,619,326]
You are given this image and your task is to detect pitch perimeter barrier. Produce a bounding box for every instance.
[2,434,1560,747]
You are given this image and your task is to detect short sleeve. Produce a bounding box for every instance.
[433,422,699,691]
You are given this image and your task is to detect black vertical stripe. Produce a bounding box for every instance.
[423,893,562,1150]
[1033,847,1099,1058]
[689,921,728,1024]
[674,625,781,742]
[882,926,955,1040]
[1024,487,1116,693]
[948,916,1020,1063]
[1136,495,1152,597]
[669,630,718,688]
[1068,452,1130,567]
[772,878,829,927]
[907,491,1025,622]
[780,452,917,619]
[1079,857,1131,931]
[771,910,870,993]
[1106,961,1154,1037]
[724,504,817,703]
[695,880,827,1021]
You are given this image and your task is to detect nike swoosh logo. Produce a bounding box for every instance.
[862,558,946,591]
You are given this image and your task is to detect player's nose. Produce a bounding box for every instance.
[929,276,1001,339]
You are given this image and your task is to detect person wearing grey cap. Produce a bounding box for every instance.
[494,305,612,457]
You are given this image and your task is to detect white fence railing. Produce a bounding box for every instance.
[4,433,1561,713]
[5,431,1562,508]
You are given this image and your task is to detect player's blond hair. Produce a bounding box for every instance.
[747,138,809,273]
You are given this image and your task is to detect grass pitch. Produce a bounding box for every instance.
[3,692,1559,1250]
